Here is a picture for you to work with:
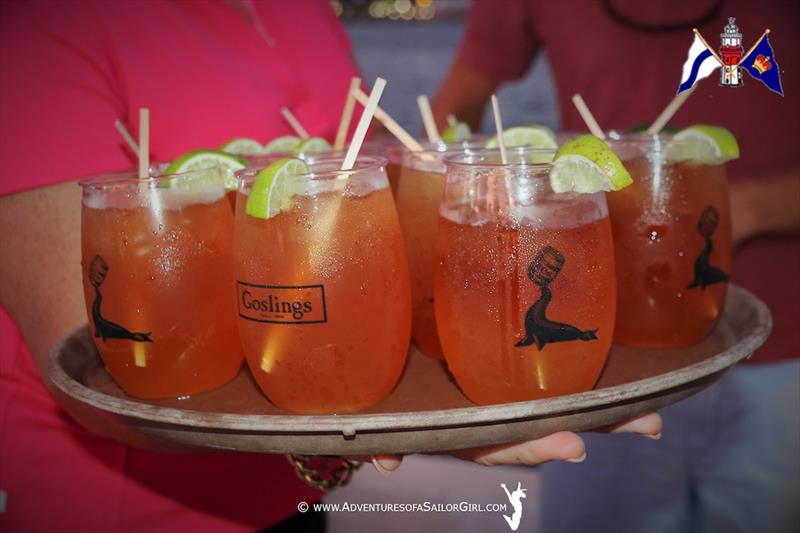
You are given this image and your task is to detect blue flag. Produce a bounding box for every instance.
[739,34,784,96]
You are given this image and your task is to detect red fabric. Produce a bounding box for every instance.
[459,0,800,362]
[0,0,357,196]
[0,1,358,530]
[0,308,321,532]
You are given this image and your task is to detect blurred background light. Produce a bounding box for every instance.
[336,0,559,136]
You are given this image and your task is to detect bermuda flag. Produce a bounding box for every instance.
[739,32,784,96]
[678,34,722,93]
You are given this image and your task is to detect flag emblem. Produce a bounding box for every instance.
[678,34,722,94]
[753,55,771,74]
[677,17,783,96]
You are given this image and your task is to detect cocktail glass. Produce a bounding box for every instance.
[435,148,616,404]
[80,166,243,399]
[395,141,488,359]
[606,133,732,347]
[233,156,411,414]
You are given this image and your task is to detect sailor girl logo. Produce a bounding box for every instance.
[515,246,598,350]
[88,255,153,343]
[687,206,729,290]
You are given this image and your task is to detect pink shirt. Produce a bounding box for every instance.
[0,1,358,530]
[459,0,800,363]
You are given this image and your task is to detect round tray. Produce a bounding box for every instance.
[48,285,771,455]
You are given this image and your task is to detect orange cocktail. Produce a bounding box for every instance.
[395,142,489,359]
[396,149,448,359]
[80,167,243,399]
[233,156,411,414]
[365,138,403,197]
[607,135,731,347]
[435,149,616,405]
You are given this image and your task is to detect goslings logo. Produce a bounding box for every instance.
[678,17,783,95]
[88,255,153,343]
[687,206,729,290]
[237,281,327,324]
[515,246,598,350]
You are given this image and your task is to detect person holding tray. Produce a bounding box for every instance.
[433,1,799,532]
[0,2,662,532]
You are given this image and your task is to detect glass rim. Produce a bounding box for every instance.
[443,147,555,170]
[604,130,674,144]
[77,162,221,189]
[245,139,401,159]
[236,155,388,184]
[601,130,709,158]
[403,144,486,160]
[557,131,690,149]
[400,137,492,157]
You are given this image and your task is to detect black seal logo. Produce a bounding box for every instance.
[515,246,598,350]
[88,255,153,343]
[687,206,729,290]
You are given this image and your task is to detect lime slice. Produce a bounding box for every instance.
[294,136,332,155]
[485,125,557,150]
[263,135,301,154]
[163,149,248,190]
[665,125,740,163]
[549,135,632,193]
[441,121,472,142]
[220,137,264,155]
[245,158,308,219]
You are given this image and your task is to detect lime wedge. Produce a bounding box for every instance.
[264,135,301,154]
[549,135,632,193]
[485,125,557,150]
[245,158,308,219]
[441,121,472,142]
[665,125,740,163]
[294,136,332,155]
[220,137,264,155]
[163,149,248,190]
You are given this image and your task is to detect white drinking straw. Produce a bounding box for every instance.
[114,119,140,157]
[490,94,507,164]
[135,107,150,368]
[341,77,387,171]
[571,94,606,139]
[138,108,149,180]
[352,87,425,152]
[334,77,362,150]
[280,106,309,139]
[416,94,441,143]
[647,86,696,135]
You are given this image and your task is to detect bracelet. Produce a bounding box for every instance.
[287,454,363,491]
